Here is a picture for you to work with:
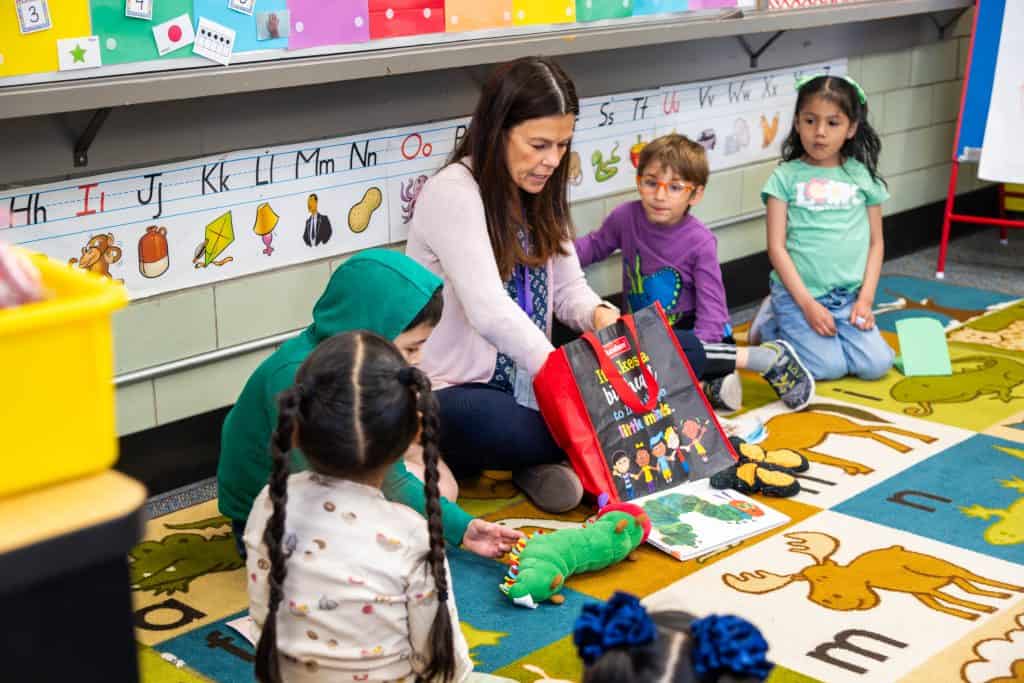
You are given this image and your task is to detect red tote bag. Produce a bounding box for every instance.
[534,303,738,504]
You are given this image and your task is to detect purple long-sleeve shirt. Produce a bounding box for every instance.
[575,201,730,343]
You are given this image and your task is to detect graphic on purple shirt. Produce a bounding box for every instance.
[574,201,730,343]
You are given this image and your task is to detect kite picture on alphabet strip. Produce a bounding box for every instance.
[194,212,235,268]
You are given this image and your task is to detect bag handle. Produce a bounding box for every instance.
[581,314,660,414]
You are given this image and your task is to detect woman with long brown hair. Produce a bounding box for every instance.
[406,57,621,513]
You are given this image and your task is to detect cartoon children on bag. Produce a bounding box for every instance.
[650,432,674,484]
[634,444,658,494]
[663,425,690,478]
[679,417,710,464]
[612,451,639,500]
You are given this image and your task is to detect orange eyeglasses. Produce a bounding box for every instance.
[636,176,698,197]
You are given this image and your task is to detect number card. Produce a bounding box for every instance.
[228,0,255,15]
[125,0,153,19]
[16,0,52,34]
[193,16,235,65]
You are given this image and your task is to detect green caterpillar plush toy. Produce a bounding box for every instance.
[500,498,652,609]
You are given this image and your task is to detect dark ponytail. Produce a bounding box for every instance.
[401,367,457,683]
[254,386,301,683]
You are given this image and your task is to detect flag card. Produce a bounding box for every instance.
[152,13,196,55]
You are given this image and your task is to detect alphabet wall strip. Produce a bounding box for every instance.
[1,58,843,300]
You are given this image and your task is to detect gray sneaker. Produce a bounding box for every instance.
[748,296,773,346]
[513,462,584,513]
[761,339,815,411]
[702,370,743,414]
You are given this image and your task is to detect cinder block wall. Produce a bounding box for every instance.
[114,10,984,436]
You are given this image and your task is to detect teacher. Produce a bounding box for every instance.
[406,57,624,513]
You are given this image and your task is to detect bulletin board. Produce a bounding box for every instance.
[0,58,843,300]
[0,0,749,85]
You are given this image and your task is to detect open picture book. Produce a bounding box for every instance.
[635,478,789,562]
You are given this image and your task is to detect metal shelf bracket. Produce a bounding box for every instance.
[74,107,112,167]
[928,7,969,39]
[736,30,785,69]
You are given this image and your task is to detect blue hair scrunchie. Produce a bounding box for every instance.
[573,592,656,665]
[690,614,773,680]
[573,593,773,681]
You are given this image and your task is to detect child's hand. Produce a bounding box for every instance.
[801,300,837,336]
[849,298,875,330]
[462,519,524,559]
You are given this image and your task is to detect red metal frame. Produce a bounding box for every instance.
[936,0,1024,278]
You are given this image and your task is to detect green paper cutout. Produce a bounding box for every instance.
[90,0,193,65]
[895,317,953,377]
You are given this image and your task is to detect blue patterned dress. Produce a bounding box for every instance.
[489,228,549,393]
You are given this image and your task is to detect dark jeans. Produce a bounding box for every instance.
[435,384,564,478]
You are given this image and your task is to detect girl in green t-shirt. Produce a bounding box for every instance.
[750,74,895,382]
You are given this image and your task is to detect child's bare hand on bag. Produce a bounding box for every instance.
[849,298,875,330]
[801,299,837,337]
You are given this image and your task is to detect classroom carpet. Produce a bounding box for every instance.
[131,274,1024,683]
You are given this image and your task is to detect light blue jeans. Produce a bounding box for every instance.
[761,280,894,381]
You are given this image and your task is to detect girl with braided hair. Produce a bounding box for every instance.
[247,330,494,682]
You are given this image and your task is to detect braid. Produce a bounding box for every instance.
[408,368,456,683]
[254,387,300,683]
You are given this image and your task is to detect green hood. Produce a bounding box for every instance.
[309,248,442,342]
[218,249,441,524]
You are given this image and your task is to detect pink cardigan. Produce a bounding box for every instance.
[405,162,603,390]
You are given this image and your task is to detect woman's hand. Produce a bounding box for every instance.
[462,519,523,558]
[849,297,875,331]
[592,304,619,331]
[801,300,836,337]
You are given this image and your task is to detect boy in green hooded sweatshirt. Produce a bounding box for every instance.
[218,249,522,559]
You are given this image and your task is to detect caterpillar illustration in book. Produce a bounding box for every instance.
[641,492,756,547]
[500,500,651,609]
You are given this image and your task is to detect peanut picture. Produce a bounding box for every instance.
[348,187,383,234]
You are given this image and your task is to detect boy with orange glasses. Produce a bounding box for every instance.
[575,134,814,414]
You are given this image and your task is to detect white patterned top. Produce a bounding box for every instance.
[245,472,472,682]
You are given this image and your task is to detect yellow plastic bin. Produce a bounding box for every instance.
[1,250,127,498]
